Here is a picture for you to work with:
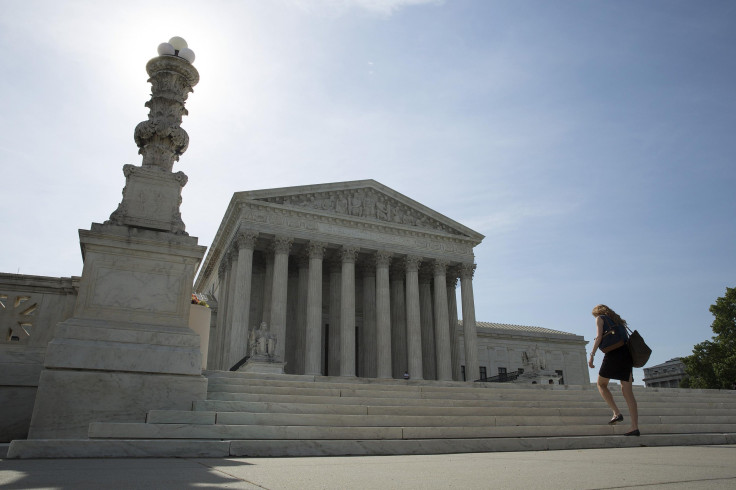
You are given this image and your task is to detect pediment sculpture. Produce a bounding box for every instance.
[257,188,462,235]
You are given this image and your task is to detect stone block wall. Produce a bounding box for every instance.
[0,274,78,442]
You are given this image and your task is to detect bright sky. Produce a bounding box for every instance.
[1,0,734,384]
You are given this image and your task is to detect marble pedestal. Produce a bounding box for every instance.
[513,370,561,385]
[27,223,208,439]
[28,370,207,439]
[189,304,212,370]
[238,358,286,374]
[108,165,188,234]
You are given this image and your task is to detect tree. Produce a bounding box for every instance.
[682,287,736,389]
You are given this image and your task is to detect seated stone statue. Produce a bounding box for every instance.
[249,322,278,361]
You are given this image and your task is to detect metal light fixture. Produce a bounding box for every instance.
[156,36,195,64]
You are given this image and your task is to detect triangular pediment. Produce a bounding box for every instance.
[234,180,483,240]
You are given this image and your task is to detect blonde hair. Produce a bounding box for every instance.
[592,304,628,328]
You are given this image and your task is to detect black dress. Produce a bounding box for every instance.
[599,344,634,382]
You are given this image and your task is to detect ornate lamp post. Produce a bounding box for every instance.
[25,38,209,441]
[108,37,199,234]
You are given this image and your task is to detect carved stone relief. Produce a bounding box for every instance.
[0,293,38,344]
[258,188,462,236]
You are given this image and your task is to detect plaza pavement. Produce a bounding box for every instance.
[1,444,735,489]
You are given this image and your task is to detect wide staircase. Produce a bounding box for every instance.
[8,371,736,458]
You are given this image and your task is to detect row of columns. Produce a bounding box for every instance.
[210,232,480,381]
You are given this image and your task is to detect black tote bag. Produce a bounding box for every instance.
[626,327,652,368]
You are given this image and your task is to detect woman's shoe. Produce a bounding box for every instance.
[608,413,624,425]
[624,429,640,436]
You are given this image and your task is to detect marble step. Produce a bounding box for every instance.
[212,387,582,400]
[206,371,477,388]
[205,372,736,398]
[204,393,627,408]
[206,382,736,403]
[88,421,736,440]
[10,432,736,459]
[207,371,721,393]
[144,410,736,428]
[7,439,231,459]
[207,377,591,394]
[191,400,735,417]
[205,391,736,410]
[227,432,736,457]
[207,386,735,405]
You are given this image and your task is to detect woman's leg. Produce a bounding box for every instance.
[621,374,639,431]
[597,376,621,416]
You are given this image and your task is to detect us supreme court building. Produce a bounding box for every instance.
[194,179,589,384]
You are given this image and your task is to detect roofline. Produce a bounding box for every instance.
[461,319,585,340]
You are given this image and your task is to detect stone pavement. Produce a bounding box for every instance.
[1,445,735,489]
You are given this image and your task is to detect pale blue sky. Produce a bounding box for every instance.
[1,1,734,383]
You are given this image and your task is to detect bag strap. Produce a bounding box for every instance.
[601,315,616,331]
[603,315,631,339]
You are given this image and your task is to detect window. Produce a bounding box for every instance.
[479,366,487,379]
[555,369,564,385]
[498,367,507,381]
[461,365,466,382]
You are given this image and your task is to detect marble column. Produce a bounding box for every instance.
[217,251,235,370]
[418,268,436,380]
[447,272,461,381]
[269,236,293,363]
[284,267,299,373]
[226,231,257,369]
[361,262,377,378]
[249,259,265,337]
[212,261,228,370]
[294,255,310,374]
[223,248,239,368]
[375,251,392,379]
[460,263,480,382]
[261,252,274,325]
[304,241,326,375]
[340,246,358,377]
[404,255,423,380]
[432,260,452,381]
[327,258,341,376]
[390,266,407,379]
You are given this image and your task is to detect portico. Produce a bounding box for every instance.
[195,180,484,381]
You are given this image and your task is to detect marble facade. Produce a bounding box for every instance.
[458,321,590,385]
[195,180,485,381]
[643,358,686,388]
